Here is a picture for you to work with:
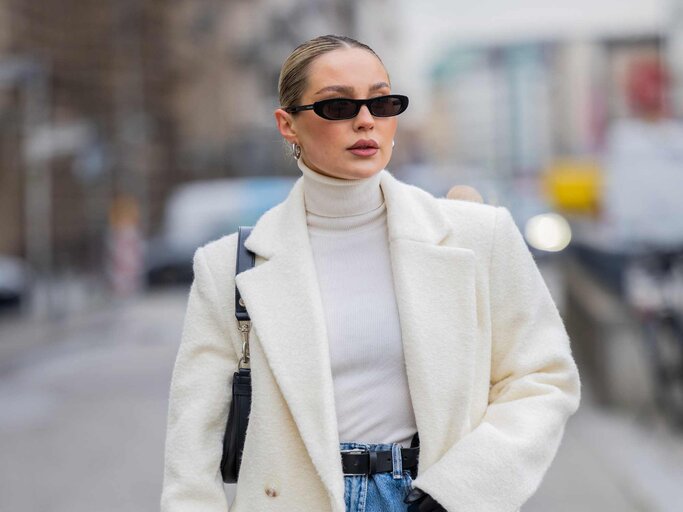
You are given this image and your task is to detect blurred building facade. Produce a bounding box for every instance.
[0,0,352,290]
[356,0,680,184]
[0,0,175,273]
[420,38,665,180]
[168,0,353,177]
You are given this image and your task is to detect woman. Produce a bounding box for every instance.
[161,35,581,512]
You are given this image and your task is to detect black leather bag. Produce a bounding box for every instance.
[220,367,251,483]
[221,226,255,483]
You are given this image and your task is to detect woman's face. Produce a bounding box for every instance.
[275,48,398,180]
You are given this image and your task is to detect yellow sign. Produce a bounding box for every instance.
[543,159,602,215]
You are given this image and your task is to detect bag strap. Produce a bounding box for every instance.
[235,226,255,368]
[235,226,255,320]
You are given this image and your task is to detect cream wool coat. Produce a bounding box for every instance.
[161,169,581,512]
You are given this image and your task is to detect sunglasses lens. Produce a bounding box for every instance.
[319,99,358,120]
[370,96,406,117]
[314,95,408,119]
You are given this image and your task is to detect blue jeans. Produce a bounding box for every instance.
[341,442,416,512]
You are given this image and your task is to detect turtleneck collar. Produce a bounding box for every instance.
[297,157,385,219]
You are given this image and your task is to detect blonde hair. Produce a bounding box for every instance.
[278,35,385,109]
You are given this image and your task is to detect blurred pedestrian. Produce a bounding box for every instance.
[602,57,683,251]
[161,35,580,512]
[106,194,143,297]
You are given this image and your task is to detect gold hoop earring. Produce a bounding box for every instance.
[292,143,302,160]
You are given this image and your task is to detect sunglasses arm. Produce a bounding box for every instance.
[284,105,315,114]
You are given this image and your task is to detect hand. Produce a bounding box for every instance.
[446,185,483,203]
[404,487,447,512]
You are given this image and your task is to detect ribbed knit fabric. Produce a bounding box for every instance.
[298,158,417,448]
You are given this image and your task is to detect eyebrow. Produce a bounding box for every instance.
[314,81,391,96]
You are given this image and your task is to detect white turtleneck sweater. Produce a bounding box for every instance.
[298,158,417,448]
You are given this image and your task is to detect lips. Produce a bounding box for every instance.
[348,139,379,150]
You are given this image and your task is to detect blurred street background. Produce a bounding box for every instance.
[2,1,683,510]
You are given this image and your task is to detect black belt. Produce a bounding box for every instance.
[341,446,419,476]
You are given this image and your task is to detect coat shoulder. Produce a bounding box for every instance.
[434,195,501,250]
[202,231,238,257]
[436,195,499,222]
[391,173,500,231]
[196,231,239,284]
[387,174,506,251]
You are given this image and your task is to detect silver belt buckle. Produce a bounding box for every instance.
[341,449,368,476]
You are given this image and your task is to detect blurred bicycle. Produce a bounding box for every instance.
[624,246,683,427]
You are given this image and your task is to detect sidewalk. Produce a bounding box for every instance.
[526,387,683,512]
[0,284,176,375]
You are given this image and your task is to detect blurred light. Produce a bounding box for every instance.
[524,213,572,252]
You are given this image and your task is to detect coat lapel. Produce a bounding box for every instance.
[381,174,480,469]
[235,171,480,507]
[234,179,346,508]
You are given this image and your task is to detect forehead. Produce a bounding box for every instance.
[304,48,389,97]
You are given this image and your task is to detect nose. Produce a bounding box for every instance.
[353,104,375,130]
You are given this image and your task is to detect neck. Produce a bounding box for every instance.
[298,158,384,218]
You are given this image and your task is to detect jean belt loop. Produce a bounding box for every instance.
[392,443,403,479]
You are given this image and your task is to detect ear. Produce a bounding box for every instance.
[274,108,298,144]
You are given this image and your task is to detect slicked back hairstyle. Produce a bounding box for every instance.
[278,35,386,110]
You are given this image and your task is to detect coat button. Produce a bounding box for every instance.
[265,487,278,498]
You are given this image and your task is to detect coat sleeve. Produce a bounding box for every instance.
[413,207,581,512]
[161,245,239,512]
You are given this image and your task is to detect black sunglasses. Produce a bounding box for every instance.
[284,94,409,120]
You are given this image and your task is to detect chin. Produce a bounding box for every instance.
[311,153,389,180]
[343,157,389,179]
[343,166,383,180]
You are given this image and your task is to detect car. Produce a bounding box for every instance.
[0,255,30,310]
[145,176,297,286]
